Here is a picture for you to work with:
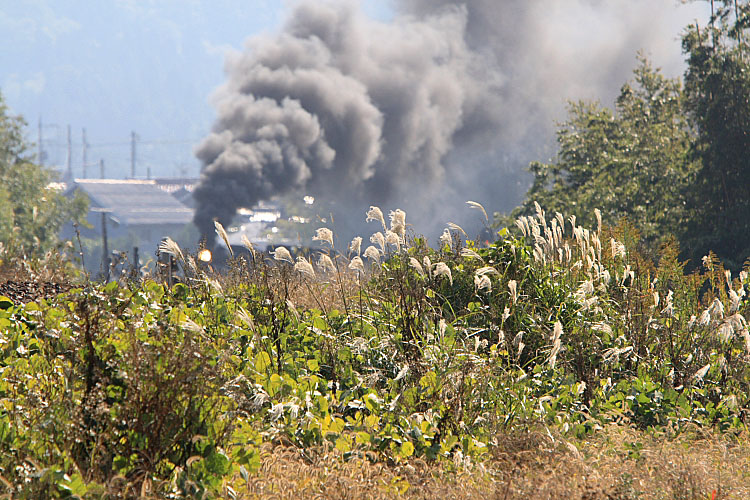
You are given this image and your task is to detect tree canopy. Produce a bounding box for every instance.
[507,56,697,251]
[680,1,750,269]
[0,91,88,257]
[507,1,750,270]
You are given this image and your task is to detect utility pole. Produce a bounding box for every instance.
[100,158,105,179]
[130,130,137,178]
[102,212,110,282]
[65,125,72,180]
[81,128,88,179]
[38,117,43,166]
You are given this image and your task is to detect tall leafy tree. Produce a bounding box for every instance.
[681,1,750,269]
[0,91,88,256]
[506,56,697,249]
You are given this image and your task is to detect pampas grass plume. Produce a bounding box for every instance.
[214,220,234,258]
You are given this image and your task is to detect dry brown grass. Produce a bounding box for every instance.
[222,426,750,500]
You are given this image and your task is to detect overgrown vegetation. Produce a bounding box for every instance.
[2,2,750,498]
[506,1,750,270]
[1,204,749,498]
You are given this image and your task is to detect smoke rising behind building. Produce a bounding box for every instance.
[194,0,705,243]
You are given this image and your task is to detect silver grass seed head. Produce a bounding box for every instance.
[370,232,386,252]
[389,209,406,238]
[294,256,315,279]
[474,273,492,292]
[366,206,386,230]
[273,246,294,264]
[466,201,488,222]
[508,279,518,304]
[349,256,365,273]
[385,230,401,250]
[313,227,334,247]
[363,245,381,263]
[158,237,184,263]
[349,236,363,256]
[460,248,483,261]
[317,253,336,273]
[433,262,453,285]
[447,222,466,237]
[440,228,452,248]
[214,221,234,258]
[409,257,425,276]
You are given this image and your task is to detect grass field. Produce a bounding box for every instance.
[1,205,749,499]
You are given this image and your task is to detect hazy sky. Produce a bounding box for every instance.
[1,0,708,183]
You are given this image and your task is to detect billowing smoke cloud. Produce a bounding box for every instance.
[194,0,705,242]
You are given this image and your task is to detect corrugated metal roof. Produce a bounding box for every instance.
[71,179,194,226]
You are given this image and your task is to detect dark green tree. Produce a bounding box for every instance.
[681,1,750,269]
[505,56,697,249]
[0,90,88,256]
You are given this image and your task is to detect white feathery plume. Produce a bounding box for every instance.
[394,364,409,381]
[370,232,386,252]
[317,253,336,273]
[214,221,234,258]
[513,331,525,357]
[286,299,299,321]
[312,227,334,247]
[718,321,734,343]
[460,248,483,261]
[269,402,284,422]
[433,262,453,285]
[438,318,447,338]
[389,209,406,238]
[515,218,528,238]
[186,255,197,274]
[273,246,293,264]
[181,317,204,334]
[294,256,315,279]
[508,280,518,304]
[423,255,432,277]
[363,245,381,263]
[366,206,386,230]
[533,201,545,223]
[729,289,740,314]
[207,277,223,294]
[385,230,401,249]
[555,212,565,235]
[349,236,363,256]
[693,364,710,383]
[237,307,255,331]
[548,321,563,369]
[349,256,365,273]
[447,222,467,236]
[476,266,500,276]
[466,201,488,222]
[158,237,185,263]
[409,257,425,276]
[474,273,491,292]
[708,297,725,320]
[594,208,602,234]
[241,234,255,254]
[440,228,452,248]
[698,309,711,326]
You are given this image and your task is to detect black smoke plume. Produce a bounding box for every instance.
[194,0,702,243]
